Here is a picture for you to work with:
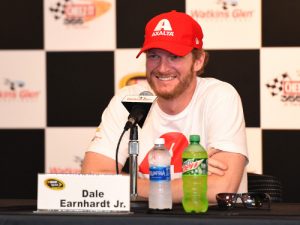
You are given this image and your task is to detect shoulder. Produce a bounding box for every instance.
[197,77,239,99]
[198,77,237,92]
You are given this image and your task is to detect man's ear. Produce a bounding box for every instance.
[193,51,205,72]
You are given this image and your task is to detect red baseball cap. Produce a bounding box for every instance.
[136,10,203,58]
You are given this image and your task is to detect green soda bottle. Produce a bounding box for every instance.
[182,135,208,213]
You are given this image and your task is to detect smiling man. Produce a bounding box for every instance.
[81,10,248,203]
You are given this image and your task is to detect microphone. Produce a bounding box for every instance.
[122,91,157,131]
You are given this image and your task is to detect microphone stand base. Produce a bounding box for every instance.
[130,195,148,212]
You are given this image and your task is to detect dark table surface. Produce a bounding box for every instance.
[0,199,300,225]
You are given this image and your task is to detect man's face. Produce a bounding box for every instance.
[146,49,198,100]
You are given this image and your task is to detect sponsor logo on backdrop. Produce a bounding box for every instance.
[118,73,146,89]
[49,156,82,173]
[0,78,40,101]
[49,0,111,26]
[219,0,238,10]
[190,0,254,20]
[266,71,300,105]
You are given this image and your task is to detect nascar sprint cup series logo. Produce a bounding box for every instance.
[265,71,300,105]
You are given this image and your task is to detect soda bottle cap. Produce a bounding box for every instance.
[190,135,200,142]
[154,138,165,145]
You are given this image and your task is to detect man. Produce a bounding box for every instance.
[81,10,248,203]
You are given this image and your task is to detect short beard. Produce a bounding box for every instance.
[147,67,194,100]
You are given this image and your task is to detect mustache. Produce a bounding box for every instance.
[151,72,176,77]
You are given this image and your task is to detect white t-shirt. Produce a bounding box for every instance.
[87,77,248,192]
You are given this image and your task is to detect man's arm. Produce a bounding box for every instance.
[82,150,245,203]
[81,152,182,202]
[137,150,246,203]
[206,151,246,202]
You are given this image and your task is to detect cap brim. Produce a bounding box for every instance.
[136,41,194,58]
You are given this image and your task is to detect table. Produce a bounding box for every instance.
[0,199,299,225]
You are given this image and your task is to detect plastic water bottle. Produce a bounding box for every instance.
[148,138,172,210]
[182,135,208,213]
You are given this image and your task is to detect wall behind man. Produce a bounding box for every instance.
[0,0,299,202]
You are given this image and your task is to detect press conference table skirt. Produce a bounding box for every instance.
[0,199,300,225]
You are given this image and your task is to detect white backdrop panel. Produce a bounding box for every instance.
[261,47,300,129]
[46,127,96,173]
[186,0,261,49]
[114,49,147,91]
[246,128,262,174]
[44,0,116,51]
[0,51,46,128]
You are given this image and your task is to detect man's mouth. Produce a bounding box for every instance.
[155,75,176,81]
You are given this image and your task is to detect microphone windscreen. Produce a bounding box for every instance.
[122,91,157,129]
[139,91,153,96]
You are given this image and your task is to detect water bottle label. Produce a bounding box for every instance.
[182,158,207,175]
[149,166,171,182]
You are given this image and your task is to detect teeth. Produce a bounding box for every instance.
[157,76,175,81]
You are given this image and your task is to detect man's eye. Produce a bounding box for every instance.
[170,55,180,60]
[147,54,158,59]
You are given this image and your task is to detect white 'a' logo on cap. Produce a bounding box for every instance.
[154,19,172,31]
[152,19,174,37]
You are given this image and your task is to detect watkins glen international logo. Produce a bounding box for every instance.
[190,0,254,20]
[266,71,300,105]
[0,78,40,101]
[49,0,111,26]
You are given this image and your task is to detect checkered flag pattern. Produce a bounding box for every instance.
[265,73,290,97]
[0,0,300,203]
[49,0,70,20]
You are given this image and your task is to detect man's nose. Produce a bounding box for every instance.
[156,57,171,73]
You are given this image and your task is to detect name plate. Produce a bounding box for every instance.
[37,174,130,212]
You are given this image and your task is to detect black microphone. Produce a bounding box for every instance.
[122,91,157,131]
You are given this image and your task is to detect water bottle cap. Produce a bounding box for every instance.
[154,138,165,145]
[190,134,200,142]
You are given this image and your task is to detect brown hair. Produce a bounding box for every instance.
[192,49,209,76]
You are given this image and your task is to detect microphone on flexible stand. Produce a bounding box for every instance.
[122,91,156,131]
[120,91,157,200]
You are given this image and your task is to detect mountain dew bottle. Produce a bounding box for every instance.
[182,135,208,213]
